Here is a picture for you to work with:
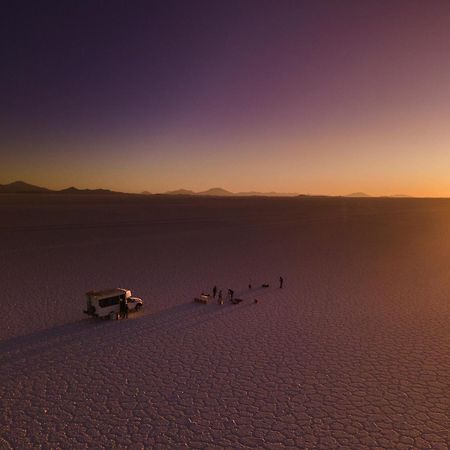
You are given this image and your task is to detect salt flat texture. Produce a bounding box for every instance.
[0,195,449,449]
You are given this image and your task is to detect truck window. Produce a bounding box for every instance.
[99,296,121,308]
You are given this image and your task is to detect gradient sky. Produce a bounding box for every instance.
[1,0,450,196]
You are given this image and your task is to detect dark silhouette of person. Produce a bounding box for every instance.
[228,289,234,301]
[279,276,284,289]
[248,282,252,290]
[120,297,128,319]
[213,286,217,298]
[218,290,223,304]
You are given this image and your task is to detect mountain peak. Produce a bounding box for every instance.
[165,189,196,196]
[197,187,233,196]
[0,181,50,193]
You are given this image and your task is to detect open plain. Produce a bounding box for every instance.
[0,194,449,449]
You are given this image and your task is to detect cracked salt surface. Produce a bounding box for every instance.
[0,195,449,449]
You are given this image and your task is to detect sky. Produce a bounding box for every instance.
[1,0,450,196]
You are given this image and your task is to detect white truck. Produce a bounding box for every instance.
[83,288,143,320]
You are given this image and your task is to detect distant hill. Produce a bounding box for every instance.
[346,192,371,197]
[0,181,50,193]
[197,187,234,196]
[165,189,196,196]
[141,190,152,195]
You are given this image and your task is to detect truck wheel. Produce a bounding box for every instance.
[135,304,142,312]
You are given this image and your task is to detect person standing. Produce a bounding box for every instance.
[120,297,128,319]
[213,286,217,298]
[228,288,234,301]
[279,276,284,289]
[218,290,223,305]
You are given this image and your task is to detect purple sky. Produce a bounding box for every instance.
[2,0,450,195]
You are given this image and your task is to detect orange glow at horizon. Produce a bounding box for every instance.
[2,2,450,197]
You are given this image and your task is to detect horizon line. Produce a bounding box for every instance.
[1,180,449,199]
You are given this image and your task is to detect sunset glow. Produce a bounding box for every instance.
[2,1,450,196]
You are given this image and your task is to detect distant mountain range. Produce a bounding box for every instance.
[0,181,118,194]
[164,187,298,197]
[0,181,413,198]
[1,181,297,196]
[0,181,296,197]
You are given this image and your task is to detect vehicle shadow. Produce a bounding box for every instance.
[0,303,196,363]
[0,291,270,366]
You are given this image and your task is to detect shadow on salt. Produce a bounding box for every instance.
[0,299,255,366]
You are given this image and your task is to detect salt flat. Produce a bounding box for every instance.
[0,195,449,449]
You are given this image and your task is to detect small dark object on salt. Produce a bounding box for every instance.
[194,293,210,304]
[262,283,269,288]
[254,299,258,304]
[231,298,243,304]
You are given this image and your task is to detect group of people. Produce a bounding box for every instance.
[210,276,284,305]
[210,286,227,305]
